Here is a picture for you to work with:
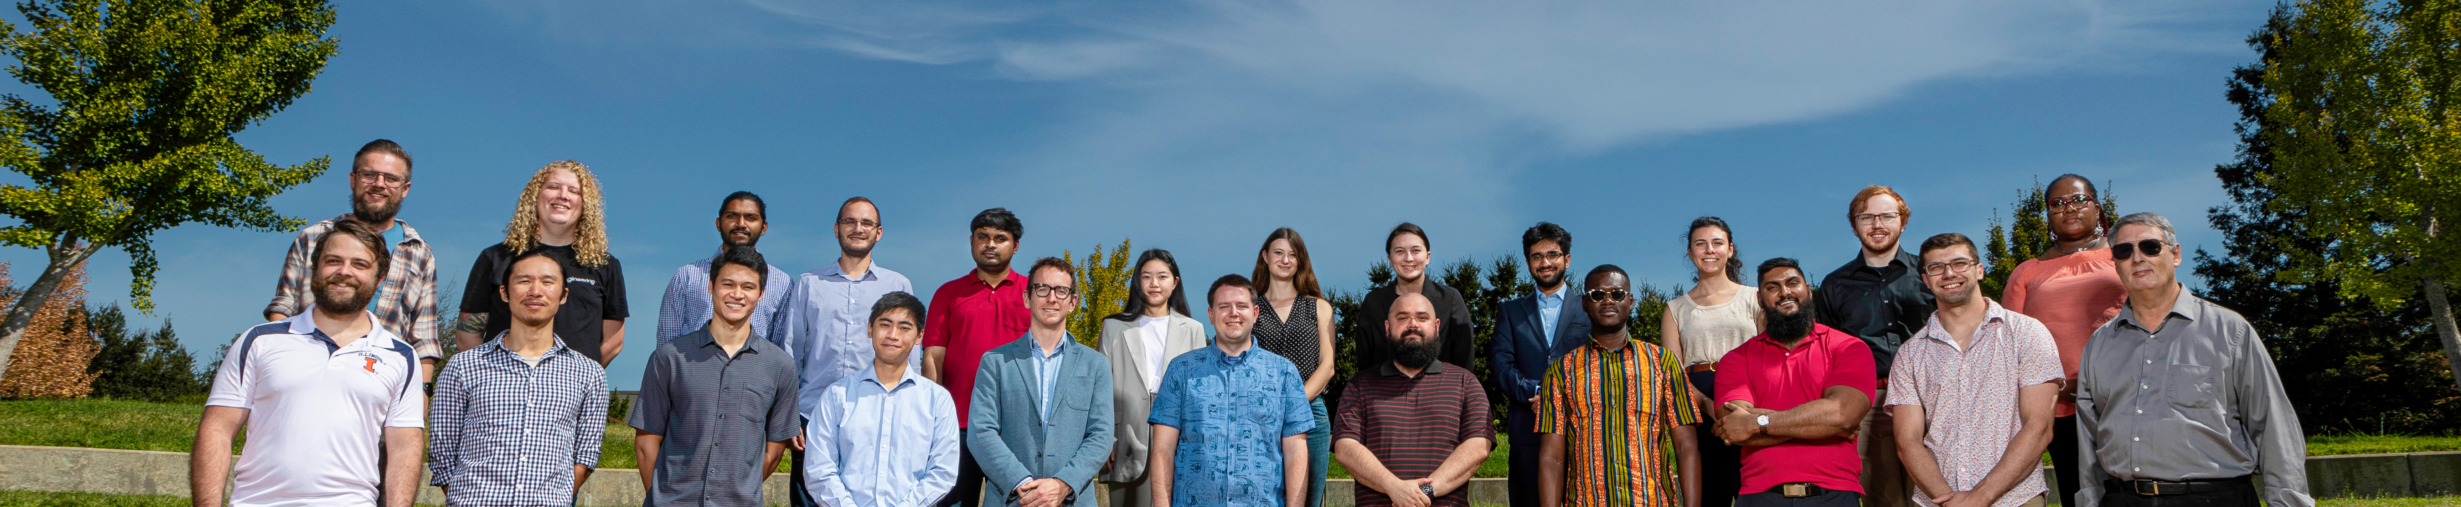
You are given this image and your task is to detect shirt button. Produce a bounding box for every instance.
[2136,409,2143,414]
[2134,437,2141,442]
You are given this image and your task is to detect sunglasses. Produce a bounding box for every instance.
[2111,239,2168,260]
[1585,289,1629,302]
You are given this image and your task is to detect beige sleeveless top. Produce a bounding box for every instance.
[1670,285,1762,367]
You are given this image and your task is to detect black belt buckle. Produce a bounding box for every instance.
[1781,483,1813,498]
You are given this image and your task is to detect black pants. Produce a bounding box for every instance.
[934,441,987,507]
[1688,370,1743,507]
[1507,406,1540,507]
[2051,414,2082,507]
[2098,478,2258,507]
[1733,488,1859,507]
[790,416,816,507]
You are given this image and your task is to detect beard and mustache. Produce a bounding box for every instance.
[1394,327,1442,370]
[351,192,401,224]
[1766,293,1816,343]
[314,274,375,314]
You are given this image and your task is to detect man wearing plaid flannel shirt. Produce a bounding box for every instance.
[264,139,443,381]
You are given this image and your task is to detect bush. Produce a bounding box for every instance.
[85,305,207,402]
[0,262,96,398]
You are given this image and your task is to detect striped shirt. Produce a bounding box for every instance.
[1536,339,1700,507]
[1331,360,1494,507]
[264,215,441,360]
[428,333,610,506]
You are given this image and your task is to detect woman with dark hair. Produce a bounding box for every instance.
[1248,228,1337,507]
[1098,248,1206,507]
[2001,174,2126,507]
[1662,216,1759,506]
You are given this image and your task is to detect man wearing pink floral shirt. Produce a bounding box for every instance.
[1887,233,2062,507]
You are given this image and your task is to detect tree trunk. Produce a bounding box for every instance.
[2427,274,2461,395]
[0,240,104,382]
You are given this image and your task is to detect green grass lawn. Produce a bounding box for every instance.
[2308,434,2461,456]
[2319,495,2461,506]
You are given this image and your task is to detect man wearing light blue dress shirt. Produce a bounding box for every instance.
[656,191,792,345]
[780,197,918,507]
[806,291,961,507]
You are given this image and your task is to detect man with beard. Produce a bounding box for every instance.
[1357,223,1475,373]
[776,197,918,507]
[198,219,425,507]
[1537,265,1698,507]
[965,257,1115,507]
[925,207,1033,507]
[263,139,441,381]
[2074,213,2308,507]
[1817,185,1932,507]
[1150,275,1312,507]
[632,245,801,506]
[1715,258,1877,507]
[1886,233,2060,507]
[429,248,611,505]
[656,192,793,345]
[1337,291,1493,507]
[1492,222,1589,507]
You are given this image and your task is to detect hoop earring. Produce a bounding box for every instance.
[2094,224,2106,239]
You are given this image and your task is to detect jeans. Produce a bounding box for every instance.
[1306,398,1330,507]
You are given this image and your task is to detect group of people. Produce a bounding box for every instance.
[185,139,2314,507]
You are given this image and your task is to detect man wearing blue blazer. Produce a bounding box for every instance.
[1491,223,1592,507]
[968,257,1117,507]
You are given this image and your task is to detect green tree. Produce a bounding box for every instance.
[0,0,337,381]
[2261,0,2461,392]
[1322,263,1391,412]
[1065,238,1133,349]
[2198,8,2460,433]
[84,304,204,402]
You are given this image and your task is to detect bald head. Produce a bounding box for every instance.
[1385,292,1442,369]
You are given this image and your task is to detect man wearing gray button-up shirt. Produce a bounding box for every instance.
[2074,213,2309,507]
[632,246,802,506]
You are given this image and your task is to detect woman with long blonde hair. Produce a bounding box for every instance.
[452,160,631,365]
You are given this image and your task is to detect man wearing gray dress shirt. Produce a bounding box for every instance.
[2074,212,2310,507]
[633,245,801,506]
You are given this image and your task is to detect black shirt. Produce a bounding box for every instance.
[1814,249,1932,380]
[1356,280,1476,374]
[459,243,630,363]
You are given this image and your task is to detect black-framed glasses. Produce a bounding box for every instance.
[1923,258,1978,277]
[1584,289,1629,302]
[1853,212,1902,226]
[1030,283,1077,299]
[2047,193,2097,212]
[2111,239,2168,260]
[1527,251,1567,263]
[351,169,408,188]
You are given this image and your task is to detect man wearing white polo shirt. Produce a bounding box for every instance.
[193,219,426,507]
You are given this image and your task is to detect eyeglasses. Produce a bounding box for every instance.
[1923,258,1978,277]
[1527,251,1566,263]
[836,217,879,229]
[351,169,408,189]
[2047,193,2097,212]
[2111,239,2168,260]
[1853,212,1902,226]
[1584,289,1629,302]
[1030,283,1077,299]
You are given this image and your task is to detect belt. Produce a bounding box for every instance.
[1686,364,1716,373]
[2107,476,2252,496]
[1763,482,1830,498]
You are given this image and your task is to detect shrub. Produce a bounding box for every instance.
[86,305,207,402]
[0,262,96,398]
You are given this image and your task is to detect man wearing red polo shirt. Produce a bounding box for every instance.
[924,207,1034,507]
[1714,258,1878,507]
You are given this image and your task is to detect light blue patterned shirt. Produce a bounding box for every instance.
[1149,344,1314,507]
[805,365,962,507]
[772,262,917,418]
[655,255,792,347]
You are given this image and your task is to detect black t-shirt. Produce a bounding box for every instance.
[459,242,629,363]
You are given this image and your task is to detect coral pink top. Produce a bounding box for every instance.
[2001,248,2127,417]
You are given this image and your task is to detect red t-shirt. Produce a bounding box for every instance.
[922,270,1030,427]
[1712,324,1878,496]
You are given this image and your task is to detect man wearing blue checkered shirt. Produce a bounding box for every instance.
[430,247,611,506]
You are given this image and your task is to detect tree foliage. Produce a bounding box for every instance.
[1065,238,1133,349]
[0,261,92,398]
[84,304,203,402]
[0,0,337,382]
[2261,0,2461,393]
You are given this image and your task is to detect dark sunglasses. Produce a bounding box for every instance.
[2111,239,2167,260]
[1584,289,1629,302]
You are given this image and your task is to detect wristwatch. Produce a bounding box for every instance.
[1420,483,1435,497]
[1756,414,1771,427]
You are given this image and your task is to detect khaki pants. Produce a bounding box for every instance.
[1856,389,1914,507]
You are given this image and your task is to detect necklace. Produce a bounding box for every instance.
[2054,237,2104,254]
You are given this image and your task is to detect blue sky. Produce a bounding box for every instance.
[0,0,2273,390]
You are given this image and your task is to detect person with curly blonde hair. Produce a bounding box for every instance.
[453,160,631,365]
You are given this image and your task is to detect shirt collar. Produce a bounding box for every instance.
[331,214,422,246]
[1534,285,1567,305]
[863,364,924,391]
[1842,249,1918,277]
[820,260,882,282]
[1377,359,1447,377]
[685,324,768,355]
[1751,324,1835,350]
[2113,283,2203,332]
[286,308,399,350]
[1916,298,2012,345]
[484,330,575,360]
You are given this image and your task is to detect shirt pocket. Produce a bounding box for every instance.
[2166,364,2216,409]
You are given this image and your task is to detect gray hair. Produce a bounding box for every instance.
[2112,212,2177,245]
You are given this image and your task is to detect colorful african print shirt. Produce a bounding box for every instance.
[1536,339,1701,507]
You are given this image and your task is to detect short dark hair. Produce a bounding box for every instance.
[1522,222,1571,256]
[972,207,1023,241]
[1585,264,1627,285]
[502,246,569,287]
[1386,222,1430,252]
[1918,232,1979,261]
[354,139,413,180]
[316,219,393,283]
[720,191,766,220]
[838,196,877,224]
[1207,274,1257,308]
[708,244,768,289]
[2047,173,2099,201]
[1028,256,1075,286]
[870,291,927,327]
[1756,257,1803,282]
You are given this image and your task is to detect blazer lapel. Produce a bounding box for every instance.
[1121,325,1157,393]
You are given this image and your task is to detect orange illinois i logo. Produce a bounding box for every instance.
[364,357,379,373]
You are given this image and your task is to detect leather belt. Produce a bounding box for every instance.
[1768,482,1828,498]
[2108,476,2252,496]
[1685,364,1717,373]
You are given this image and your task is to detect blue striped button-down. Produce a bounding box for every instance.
[655,255,793,346]
[770,263,915,418]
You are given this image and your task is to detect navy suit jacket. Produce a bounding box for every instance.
[1491,289,1590,412]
